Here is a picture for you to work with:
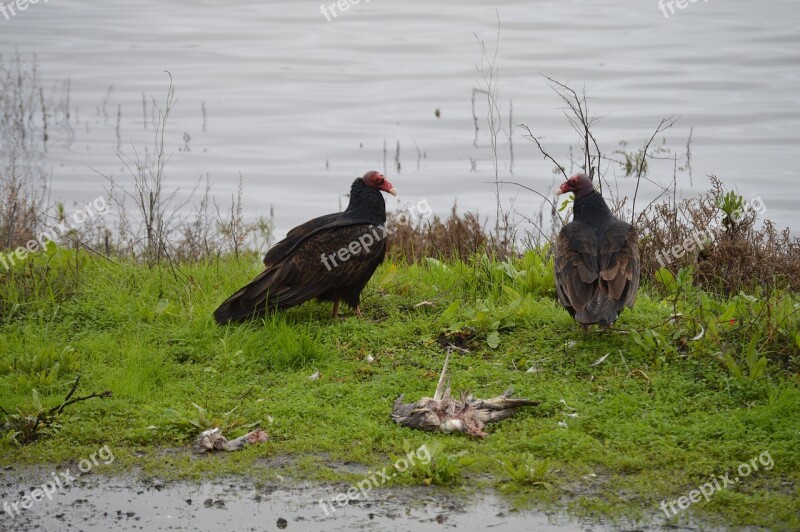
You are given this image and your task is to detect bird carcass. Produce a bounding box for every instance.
[192,428,269,454]
[391,353,538,438]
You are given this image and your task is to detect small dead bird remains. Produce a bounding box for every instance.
[192,428,269,454]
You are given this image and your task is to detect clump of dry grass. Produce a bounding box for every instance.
[638,176,800,294]
[0,165,41,250]
[386,203,505,262]
[0,54,51,250]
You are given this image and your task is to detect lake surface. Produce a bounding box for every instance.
[1,0,798,238]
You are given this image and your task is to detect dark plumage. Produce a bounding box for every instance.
[554,173,640,327]
[214,171,396,324]
[391,353,539,438]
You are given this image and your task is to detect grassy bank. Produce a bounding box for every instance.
[1,246,799,529]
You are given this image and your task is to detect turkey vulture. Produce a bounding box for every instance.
[213,171,396,324]
[554,173,640,328]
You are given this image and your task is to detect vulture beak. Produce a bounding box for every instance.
[379,179,398,196]
[555,182,571,196]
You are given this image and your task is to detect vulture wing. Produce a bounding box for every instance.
[263,212,343,268]
[597,220,640,309]
[214,222,386,323]
[555,221,600,316]
[555,219,640,325]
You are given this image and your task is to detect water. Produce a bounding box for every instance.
[0,471,627,531]
[1,0,798,237]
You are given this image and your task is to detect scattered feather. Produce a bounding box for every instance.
[559,398,577,412]
[446,344,470,354]
[589,352,610,367]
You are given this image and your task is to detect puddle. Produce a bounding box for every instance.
[1,468,618,531]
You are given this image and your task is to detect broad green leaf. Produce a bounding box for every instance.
[486,331,500,349]
[439,299,462,323]
[724,352,742,379]
[654,267,676,292]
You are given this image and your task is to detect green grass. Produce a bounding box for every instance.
[1,247,799,529]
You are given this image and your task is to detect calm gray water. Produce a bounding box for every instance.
[1,0,798,237]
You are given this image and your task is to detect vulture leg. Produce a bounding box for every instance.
[355,305,363,318]
[331,299,340,319]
